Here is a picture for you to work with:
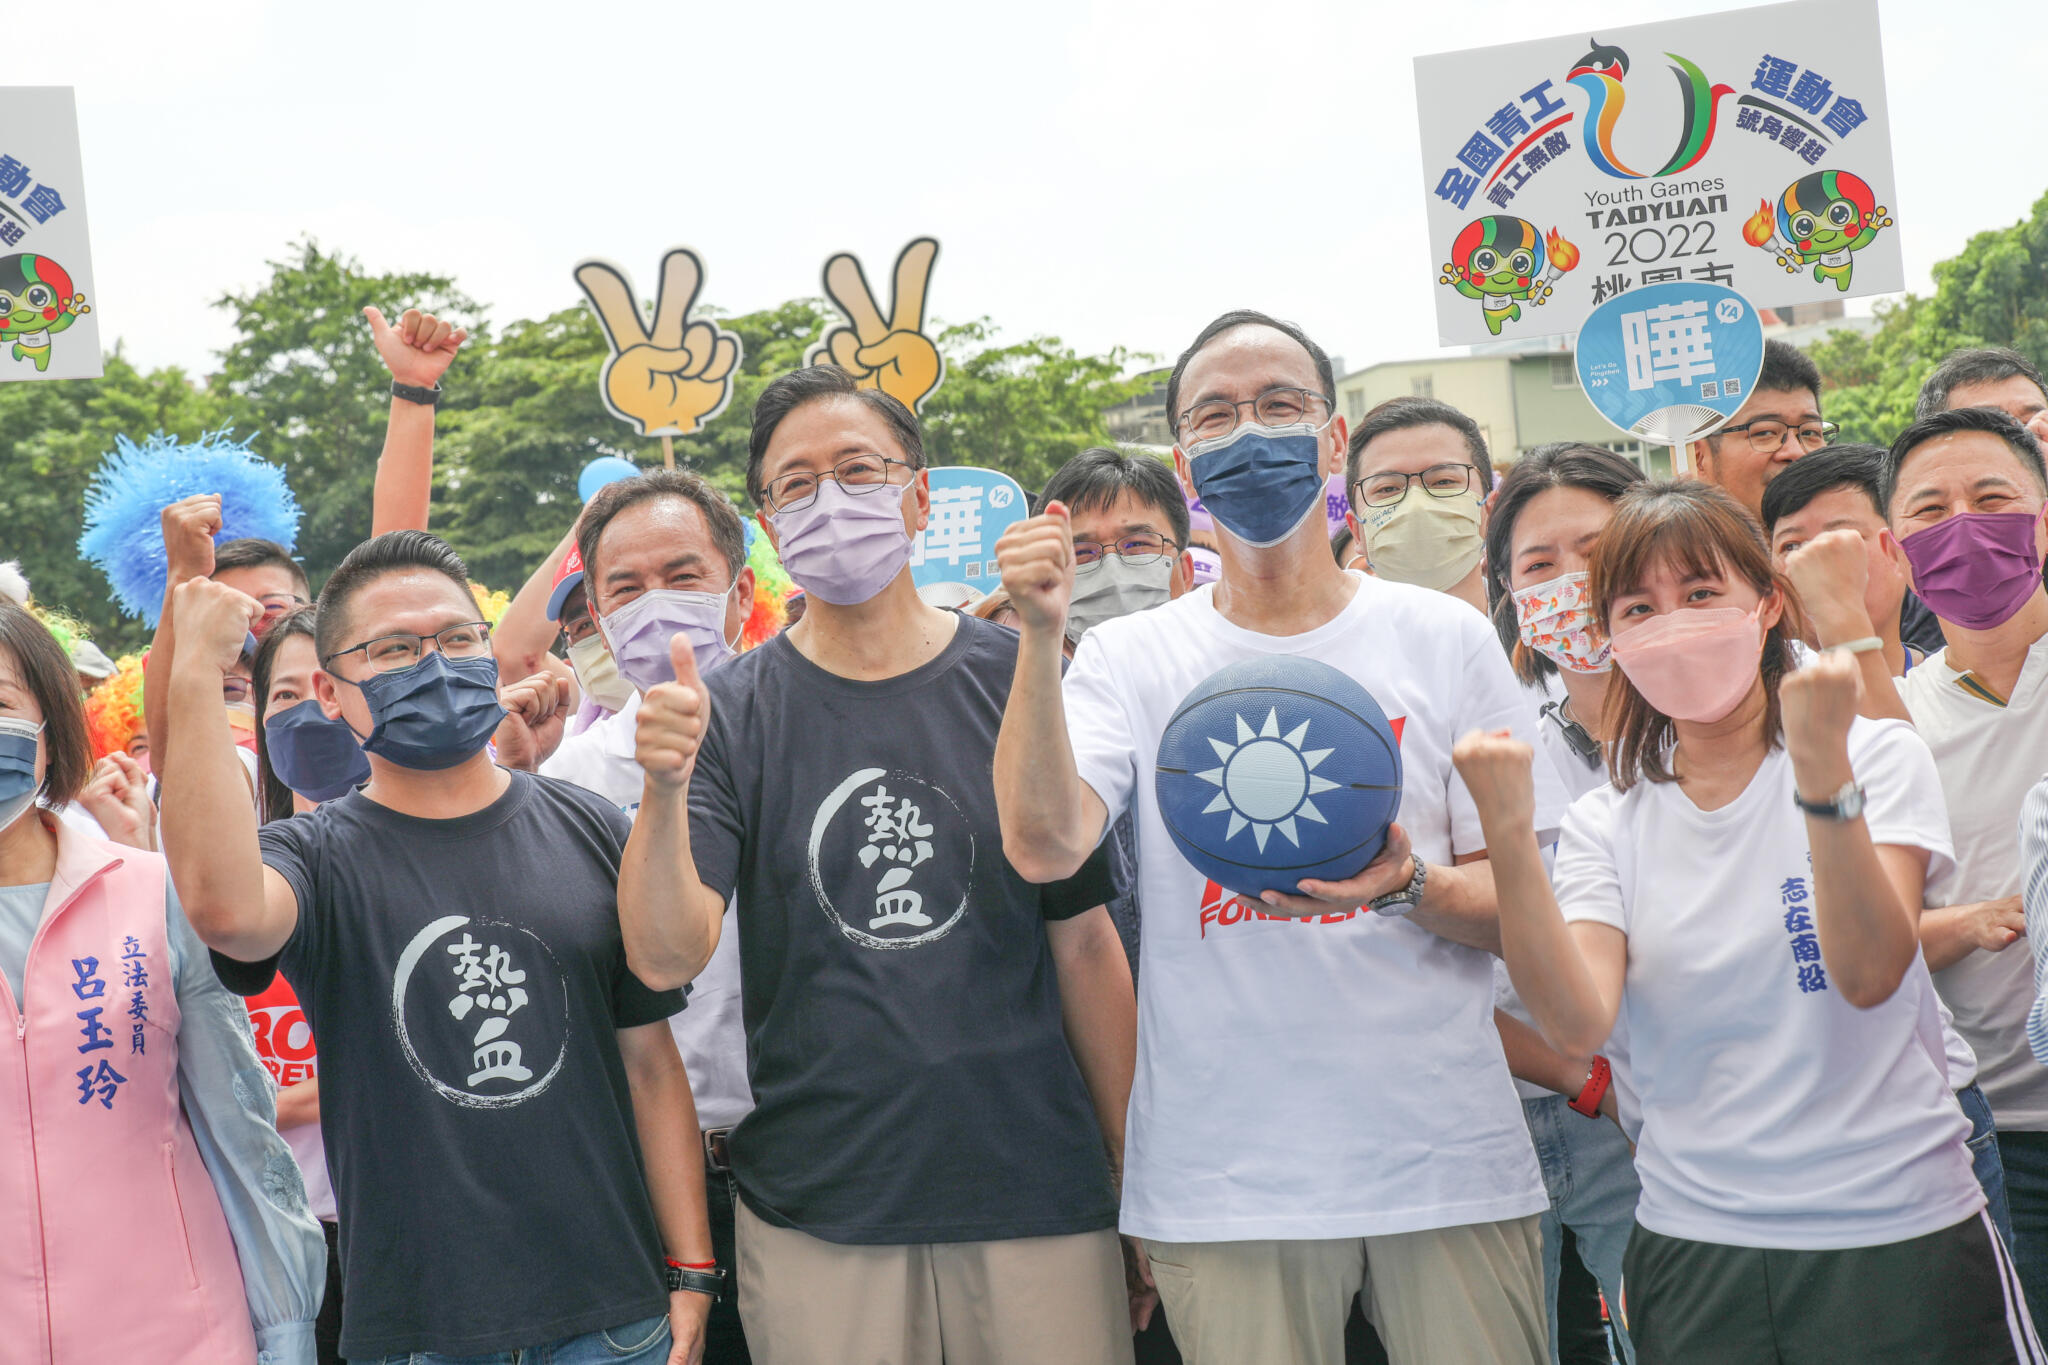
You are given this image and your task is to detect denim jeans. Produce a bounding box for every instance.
[1957,1082,2014,1252]
[1523,1094,1638,1365]
[352,1313,671,1364]
[1996,1126,2048,1323]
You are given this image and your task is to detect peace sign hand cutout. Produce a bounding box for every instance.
[575,248,744,437]
[806,238,944,413]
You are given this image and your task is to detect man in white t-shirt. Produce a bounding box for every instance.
[994,309,1565,1365]
[515,469,759,1364]
[1886,403,2048,1318]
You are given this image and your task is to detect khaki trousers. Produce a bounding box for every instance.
[1143,1213,1547,1365]
[736,1198,1135,1365]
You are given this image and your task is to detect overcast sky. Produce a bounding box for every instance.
[66,0,2048,386]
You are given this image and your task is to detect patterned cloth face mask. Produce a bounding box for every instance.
[1512,571,1612,674]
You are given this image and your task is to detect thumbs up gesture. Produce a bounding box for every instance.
[636,635,710,791]
[576,248,742,437]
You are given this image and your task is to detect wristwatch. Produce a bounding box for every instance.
[664,1259,726,1300]
[1793,780,1867,822]
[1368,856,1428,917]
[390,379,443,407]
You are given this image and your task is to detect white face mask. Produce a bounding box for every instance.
[566,634,637,713]
[1066,555,1173,643]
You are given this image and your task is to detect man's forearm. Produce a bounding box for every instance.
[994,625,1096,882]
[617,782,721,990]
[1051,910,1136,1185]
[370,397,435,536]
[626,1032,715,1266]
[144,590,178,777]
[495,528,577,681]
[1408,854,1504,954]
[160,658,268,954]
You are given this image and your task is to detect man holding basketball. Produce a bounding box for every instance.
[994,310,1567,1365]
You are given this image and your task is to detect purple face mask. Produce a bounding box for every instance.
[1900,510,2043,631]
[770,480,914,606]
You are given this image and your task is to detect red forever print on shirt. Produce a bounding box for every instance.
[247,978,319,1087]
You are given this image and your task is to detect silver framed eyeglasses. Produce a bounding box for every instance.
[1074,534,1179,572]
[763,454,913,514]
[1175,386,1331,444]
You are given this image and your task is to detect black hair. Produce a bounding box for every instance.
[251,605,317,824]
[1758,443,1886,533]
[1483,442,1647,683]
[577,470,747,601]
[746,365,925,505]
[313,530,473,661]
[1331,526,1355,566]
[0,598,93,807]
[1163,309,1336,443]
[1756,339,1823,402]
[1883,404,2048,511]
[1038,447,1191,549]
[1346,396,1496,495]
[1916,346,2048,420]
[214,538,310,596]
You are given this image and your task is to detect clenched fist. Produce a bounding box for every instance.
[995,501,1076,638]
[637,635,710,791]
[1451,728,1539,832]
[171,578,262,673]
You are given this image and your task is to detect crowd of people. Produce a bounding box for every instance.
[6,299,2048,1365]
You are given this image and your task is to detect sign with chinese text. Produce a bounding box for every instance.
[0,88,100,381]
[909,466,1026,590]
[1415,0,1898,346]
[1576,281,1764,450]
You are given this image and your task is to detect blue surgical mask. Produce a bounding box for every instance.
[0,717,41,832]
[1186,422,1329,549]
[333,652,507,772]
[263,702,373,801]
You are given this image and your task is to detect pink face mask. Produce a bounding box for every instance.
[1610,604,1764,723]
[1512,571,1612,674]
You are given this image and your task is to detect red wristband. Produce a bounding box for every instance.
[668,1258,717,1270]
[1568,1056,1612,1118]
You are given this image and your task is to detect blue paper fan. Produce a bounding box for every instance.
[77,429,301,625]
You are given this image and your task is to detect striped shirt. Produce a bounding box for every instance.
[2024,777,2048,1067]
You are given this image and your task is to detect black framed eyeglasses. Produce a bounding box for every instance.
[1175,386,1330,444]
[1352,463,1479,509]
[1717,418,1837,454]
[1074,534,1179,571]
[323,620,494,674]
[762,454,913,514]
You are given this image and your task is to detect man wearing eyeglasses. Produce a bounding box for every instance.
[1686,340,1836,520]
[1345,397,1495,613]
[163,529,716,1364]
[615,365,1140,1364]
[994,309,1565,1365]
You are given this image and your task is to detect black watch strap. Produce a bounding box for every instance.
[664,1263,726,1300]
[390,379,443,407]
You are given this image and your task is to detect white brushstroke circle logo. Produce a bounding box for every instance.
[391,915,569,1108]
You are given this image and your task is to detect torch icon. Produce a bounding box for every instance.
[1744,199,1801,275]
[1535,228,1581,303]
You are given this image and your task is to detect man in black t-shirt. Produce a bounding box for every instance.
[617,366,1139,1365]
[161,530,715,1364]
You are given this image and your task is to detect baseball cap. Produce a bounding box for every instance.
[546,545,586,622]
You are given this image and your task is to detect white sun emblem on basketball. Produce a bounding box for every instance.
[1196,708,1339,852]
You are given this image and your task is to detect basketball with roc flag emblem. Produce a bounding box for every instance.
[1154,657,1403,906]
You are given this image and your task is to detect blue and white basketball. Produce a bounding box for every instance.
[1155,657,1403,904]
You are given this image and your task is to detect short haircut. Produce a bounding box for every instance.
[1346,396,1495,494]
[1882,404,2048,511]
[747,365,925,505]
[1759,443,1886,534]
[0,598,92,807]
[1039,447,1191,549]
[313,530,473,660]
[251,605,317,824]
[214,538,310,596]
[1482,442,1647,683]
[1755,338,1823,403]
[1589,481,1806,791]
[577,469,747,591]
[1916,346,2048,420]
[1164,309,1336,440]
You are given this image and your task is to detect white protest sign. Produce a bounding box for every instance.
[0,87,101,381]
[1415,0,1899,346]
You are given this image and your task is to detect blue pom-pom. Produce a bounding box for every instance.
[77,429,301,625]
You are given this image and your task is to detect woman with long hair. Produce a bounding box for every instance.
[0,598,322,1361]
[1455,481,2038,1361]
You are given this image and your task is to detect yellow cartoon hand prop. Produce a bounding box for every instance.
[807,239,943,412]
[575,249,741,437]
